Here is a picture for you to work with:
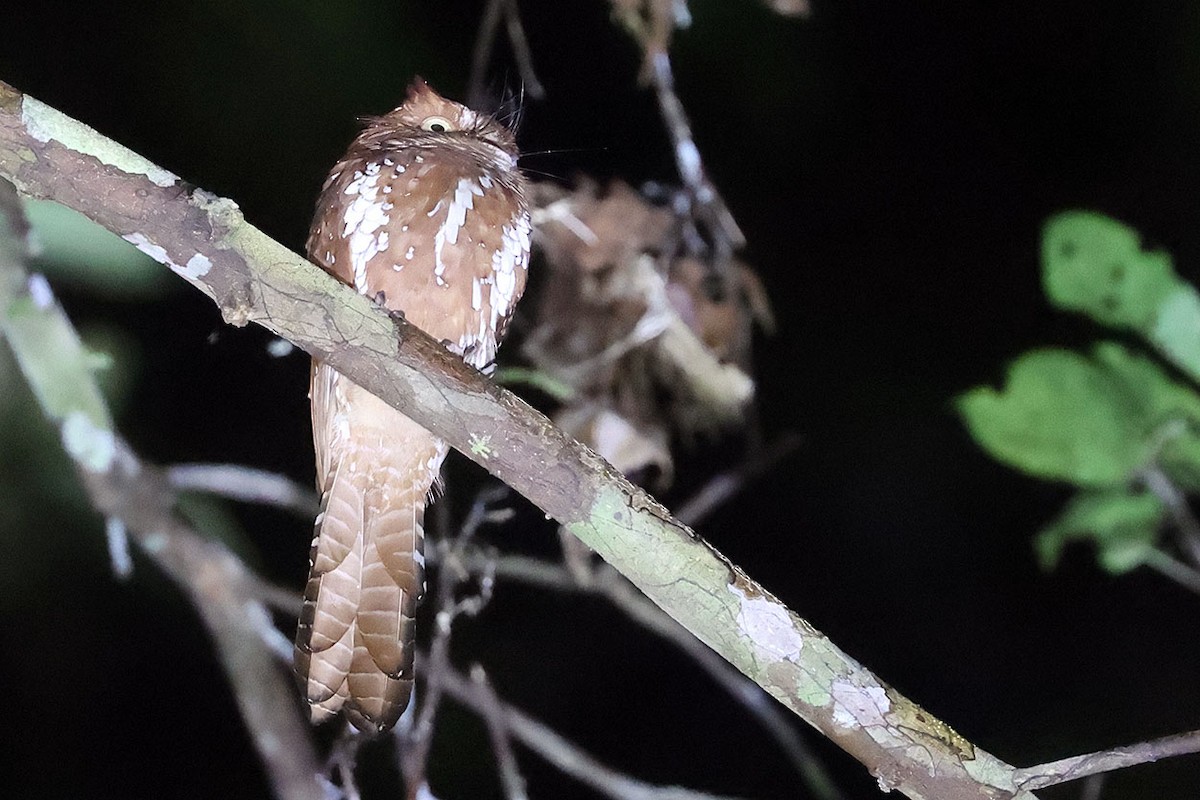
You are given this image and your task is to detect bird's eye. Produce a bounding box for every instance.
[421,116,455,133]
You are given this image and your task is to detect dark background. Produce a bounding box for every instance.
[2,1,1200,798]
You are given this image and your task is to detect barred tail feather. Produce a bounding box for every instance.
[295,363,445,733]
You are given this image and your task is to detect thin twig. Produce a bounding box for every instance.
[647,50,745,262]
[168,462,319,516]
[446,543,843,800]
[245,572,305,617]
[583,561,844,800]
[468,0,544,112]
[324,729,366,800]
[1140,464,1200,568]
[1141,548,1200,596]
[440,666,750,800]
[397,549,457,795]
[503,1,545,100]
[1014,729,1200,791]
[468,0,506,110]
[398,488,506,795]
[610,2,745,297]
[673,432,803,527]
[469,664,530,800]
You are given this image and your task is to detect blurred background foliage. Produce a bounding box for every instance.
[3,1,1200,799]
[959,214,1200,586]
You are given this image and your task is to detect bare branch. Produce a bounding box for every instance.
[646,49,744,254]
[610,0,745,285]
[0,79,1038,800]
[397,558,456,794]
[451,543,843,800]
[324,730,366,800]
[398,489,503,795]
[440,666,749,800]
[673,432,803,527]
[502,2,545,100]
[0,178,322,800]
[469,0,507,110]
[469,0,545,111]
[1014,729,1200,791]
[168,462,319,516]
[1141,548,1200,596]
[469,664,530,800]
[1141,464,1200,568]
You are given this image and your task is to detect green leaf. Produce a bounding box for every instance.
[1036,489,1162,573]
[1042,211,1177,331]
[1042,211,1200,382]
[1092,342,1200,420]
[1091,342,1200,490]
[960,342,1200,488]
[958,348,1152,486]
[1149,284,1200,383]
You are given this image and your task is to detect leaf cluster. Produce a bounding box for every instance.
[958,212,1200,573]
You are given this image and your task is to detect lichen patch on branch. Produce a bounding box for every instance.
[61,410,117,473]
[121,232,212,283]
[728,582,804,662]
[830,680,891,730]
[21,96,179,188]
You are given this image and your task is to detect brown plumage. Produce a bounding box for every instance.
[294,79,530,733]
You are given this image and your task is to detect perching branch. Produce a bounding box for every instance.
[0,178,324,800]
[0,79,1036,800]
[438,529,843,800]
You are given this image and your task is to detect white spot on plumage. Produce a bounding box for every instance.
[405,246,415,260]
[433,178,478,281]
[340,165,390,294]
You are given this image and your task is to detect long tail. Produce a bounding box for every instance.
[294,362,446,733]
